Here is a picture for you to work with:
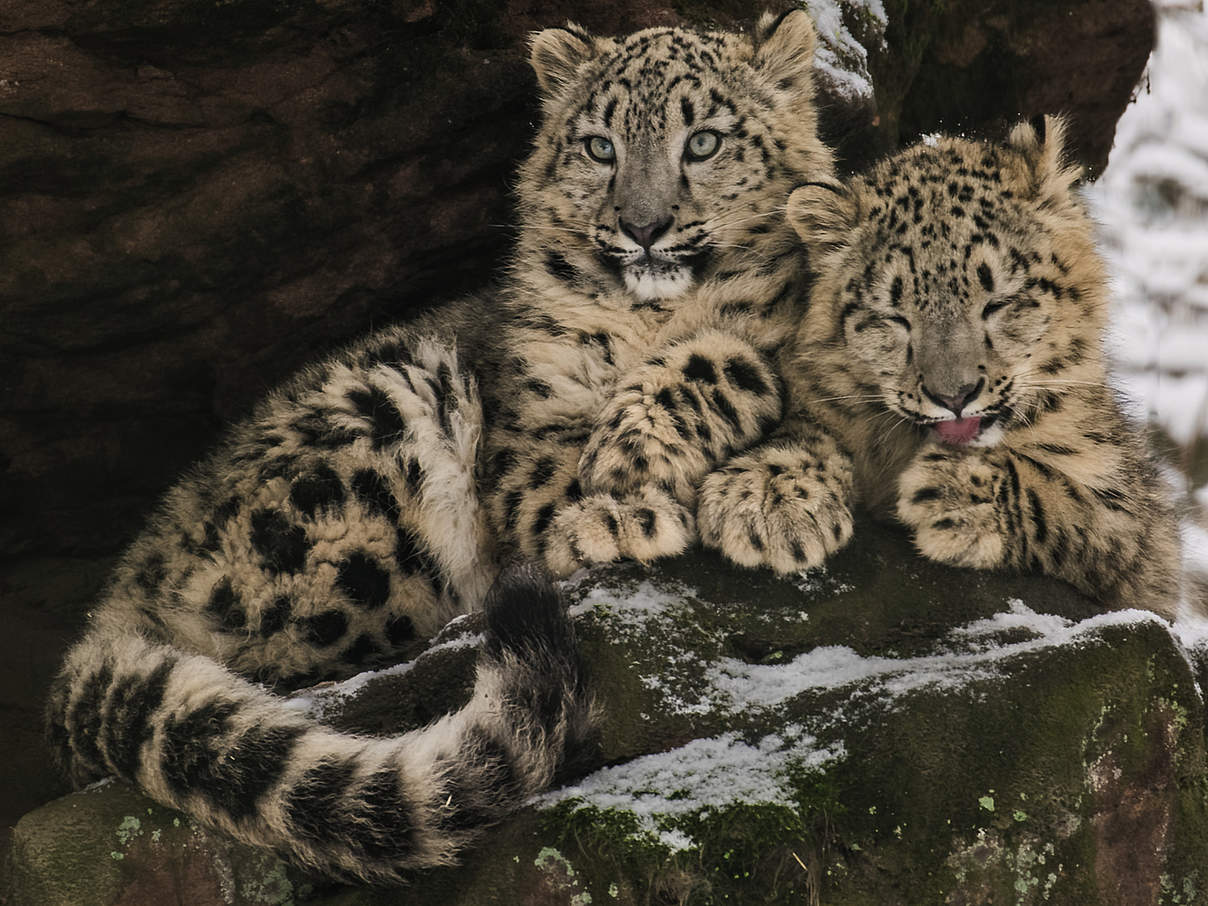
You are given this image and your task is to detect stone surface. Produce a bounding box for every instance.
[8,524,1208,905]
[4,781,309,906]
[854,0,1155,175]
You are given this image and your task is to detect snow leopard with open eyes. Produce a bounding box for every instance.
[48,10,835,884]
[697,117,1184,617]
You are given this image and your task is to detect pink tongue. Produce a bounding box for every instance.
[933,417,982,445]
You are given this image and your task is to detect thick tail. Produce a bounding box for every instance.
[45,564,594,884]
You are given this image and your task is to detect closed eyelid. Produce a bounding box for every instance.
[851,313,910,333]
[982,296,1017,318]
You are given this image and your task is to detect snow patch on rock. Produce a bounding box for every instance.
[805,0,887,102]
[284,630,482,719]
[539,728,844,852]
[568,578,695,619]
[708,607,1164,710]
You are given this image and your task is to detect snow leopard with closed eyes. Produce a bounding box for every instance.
[48,11,835,884]
[698,117,1184,617]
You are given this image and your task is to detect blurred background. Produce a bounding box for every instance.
[0,0,1204,861]
[1089,1,1208,533]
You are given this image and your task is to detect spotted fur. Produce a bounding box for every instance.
[49,564,592,884]
[490,11,831,573]
[48,12,834,883]
[699,118,1184,616]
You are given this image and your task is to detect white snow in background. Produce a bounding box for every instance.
[804,0,887,101]
[1183,519,1208,579]
[539,728,844,851]
[1090,6,1208,450]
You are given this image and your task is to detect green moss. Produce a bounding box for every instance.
[115,815,142,846]
[538,799,822,904]
[237,856,301,905]
[1160,871,1201,905]
[533,848,594,905]
[541,803,672,864]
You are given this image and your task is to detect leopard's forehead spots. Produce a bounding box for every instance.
[605,28,731,91]
[571,29,750,136]
[854,142,1043,316]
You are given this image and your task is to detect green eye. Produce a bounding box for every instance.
[585,136,615,163]
[685,130,721,161]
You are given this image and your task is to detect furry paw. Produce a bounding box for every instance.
[897,448,1005,568]
[579,341,782,505]
[579,388,705,505]
[697,447,853,574]
[543,487,695,576]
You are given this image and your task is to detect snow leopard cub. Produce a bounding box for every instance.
[48,11,835,885]
[698,117,1184,617]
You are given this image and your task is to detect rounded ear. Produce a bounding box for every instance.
[787,179,859,249]
[1007,113,1082,206]
[529,24,596,96]
[753,9,817,91]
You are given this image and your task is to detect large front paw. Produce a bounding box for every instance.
[897,448,1005,568]
[697,448,853,574]
[542,487,696,577]
[579,388,706,505]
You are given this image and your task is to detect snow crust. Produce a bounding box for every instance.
[283,630,482,718]
[568,578,692,619]
[709,605,1164,710]
[805,0,887,102]
[539,728,844,852]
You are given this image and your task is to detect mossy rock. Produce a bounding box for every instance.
[330,523,1207,905]
[11,522,1207,905]
[4,781,311,906]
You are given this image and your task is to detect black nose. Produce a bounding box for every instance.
[619,217,672,251]
[923,379,983,416]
